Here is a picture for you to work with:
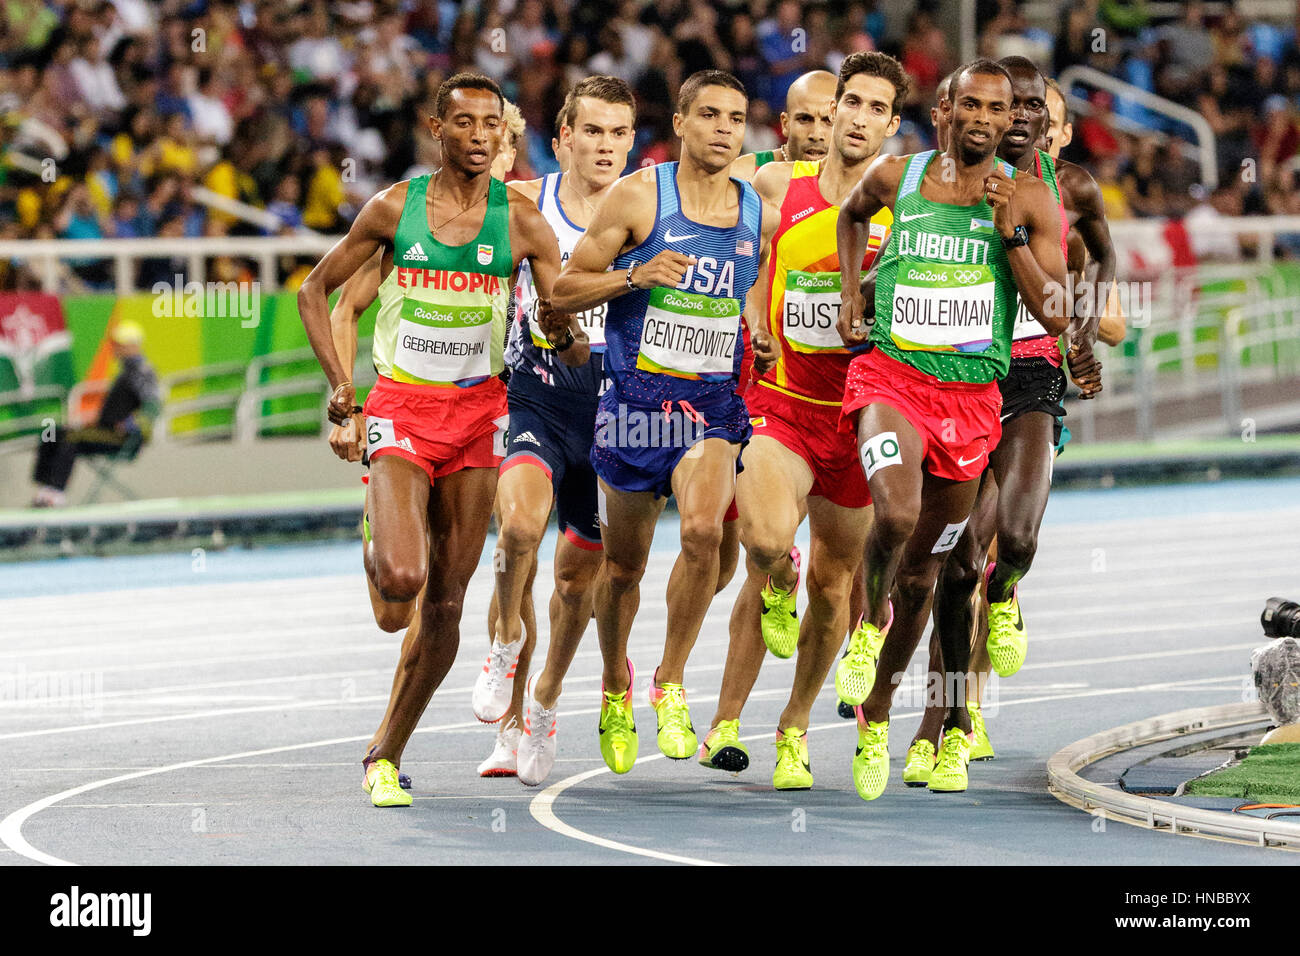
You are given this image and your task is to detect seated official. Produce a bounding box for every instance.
[31,321,159,507]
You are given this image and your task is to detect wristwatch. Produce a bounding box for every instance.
[552,327,576,352]
[1001,225,1029,249]
[625,263,639,290]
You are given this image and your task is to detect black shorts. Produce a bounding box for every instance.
[998,357,1067,447]
[502,371,602,550]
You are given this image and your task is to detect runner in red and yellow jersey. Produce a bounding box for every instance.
[697,52,907,787]
[298,73,585,807]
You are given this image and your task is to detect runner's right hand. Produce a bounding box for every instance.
[629,251,697,290]
[838,286,869,346]
[329,413,365,462]
[327,381,357,426]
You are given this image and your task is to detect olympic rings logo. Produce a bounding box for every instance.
[953,269,983,285]
[707,299,734,316]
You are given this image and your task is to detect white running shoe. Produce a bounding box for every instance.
[473,637,523,723]
[477,718,521,777]
[517,676,559,787]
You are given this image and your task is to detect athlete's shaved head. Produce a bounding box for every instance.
[931,69,959,151]
[781,70,838,161]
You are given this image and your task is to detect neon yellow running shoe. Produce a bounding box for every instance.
[760,546,801,658]
[598,660,638,774]
[968,701,995,761]
[697,718,750,772]
[852,715,889,801]
[773,727,813,791]
[985,564,1027,677]
[928,727,972,793]
[902,738,936,788]
[365,758,412,807]
[649,674,697,759]
[836,605,893,706]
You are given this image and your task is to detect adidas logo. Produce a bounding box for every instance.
[515,431,540,445]
[395,437,414,452]
[405,243,428,262]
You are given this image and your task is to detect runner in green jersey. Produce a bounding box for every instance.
[833,59,1069,800]
[297,73,587,808]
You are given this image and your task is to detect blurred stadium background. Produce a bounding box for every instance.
[0,0,1298,522]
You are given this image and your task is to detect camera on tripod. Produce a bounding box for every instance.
[1262,597,1300,638]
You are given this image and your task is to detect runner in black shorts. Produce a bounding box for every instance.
[908,57,1113,778]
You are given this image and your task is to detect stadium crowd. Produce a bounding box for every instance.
[0,0,1296,290]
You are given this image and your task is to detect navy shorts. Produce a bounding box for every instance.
[590,387,751,499]
[502,371,602,550]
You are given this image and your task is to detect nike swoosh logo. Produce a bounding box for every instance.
[957,451,985,467]
[898,212,933,223]
[664,229,698,242]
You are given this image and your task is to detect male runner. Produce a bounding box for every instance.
[325,99,542,785]
[477,76,637,788]
[1043,78,1127,348]
[730,70,838,181]
[905,59,1117,783]
[552,69,779,774]
[299,73,581,807]
[697,52,906,787]
[835,59,1068,799]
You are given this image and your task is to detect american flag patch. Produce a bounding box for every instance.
[735,239,753,255]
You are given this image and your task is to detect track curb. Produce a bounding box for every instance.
[1047,701,1300,849]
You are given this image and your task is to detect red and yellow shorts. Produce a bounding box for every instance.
[840,348,1002,484]
[363,375,508,484]
[748,382,871,509]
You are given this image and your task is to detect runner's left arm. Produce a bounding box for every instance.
[986,170,1068,335]
[510,192,590,368]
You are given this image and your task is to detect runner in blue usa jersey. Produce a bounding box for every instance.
[553,70,781,775]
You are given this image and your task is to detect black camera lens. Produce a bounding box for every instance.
[1261,597,1300,638]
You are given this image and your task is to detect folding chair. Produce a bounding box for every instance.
[80,429,146,505]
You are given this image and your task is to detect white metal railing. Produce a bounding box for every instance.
[1057,65,1219,189]
[0,235,340,296]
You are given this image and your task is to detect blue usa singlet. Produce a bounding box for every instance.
[604,162,763,409]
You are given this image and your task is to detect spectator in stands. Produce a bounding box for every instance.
[31,320,159,508]
[759,0,815,111]
[1185,183,1245,262]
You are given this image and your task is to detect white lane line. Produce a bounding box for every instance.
[529,674,1247,865]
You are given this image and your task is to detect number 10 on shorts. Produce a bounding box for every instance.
[860,430,902,480]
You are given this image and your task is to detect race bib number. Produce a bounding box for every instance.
[860,430,902,480]
[530,302,607,350]
[783,270,854,352]
[366,416,412,455]
[1011,297,1049,341]
[930,518,969,554]
[636,287,740,379]
[393,298,494,384]
[890,262,995,353]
